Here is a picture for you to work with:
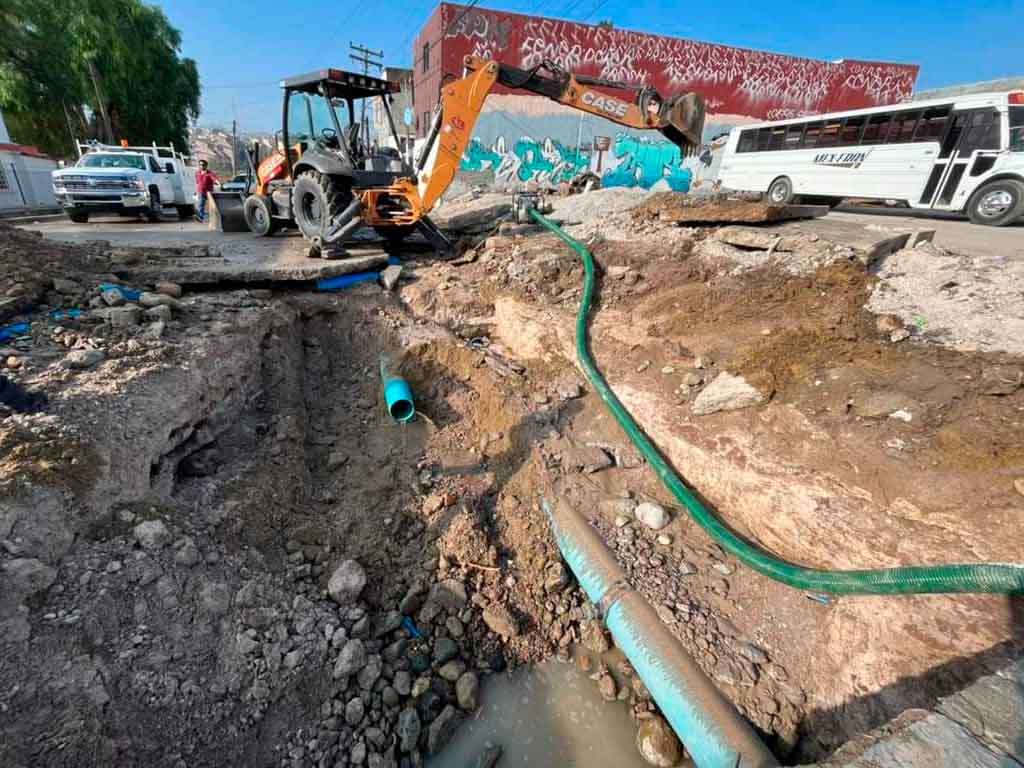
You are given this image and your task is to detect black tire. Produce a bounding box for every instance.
[373,224,416,245]
[291,171,350,241]
[766,176,794,205]
[66,210,89,224]
[966,179,1024,226]
[176,204,195,220]
[244,195,280,237]
[146,188,162,222]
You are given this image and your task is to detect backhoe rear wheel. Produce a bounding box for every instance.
[292,171,350,242]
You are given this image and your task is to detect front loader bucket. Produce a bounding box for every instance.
[209,191,248,233]
[661,92,707,156]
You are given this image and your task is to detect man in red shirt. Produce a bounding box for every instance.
[194,159,219,222]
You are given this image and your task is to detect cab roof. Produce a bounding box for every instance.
[280,69,400,98]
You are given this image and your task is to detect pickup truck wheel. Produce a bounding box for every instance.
[292,171,348,242]
[176,204,195,220]
[244,195,279,237]
[67,210,89,224]
[145,188,162,222]
[966,179,1024,226]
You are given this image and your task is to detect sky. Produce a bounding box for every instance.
[158,0,1024,133]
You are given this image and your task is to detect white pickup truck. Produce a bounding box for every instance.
[51,141,198,223]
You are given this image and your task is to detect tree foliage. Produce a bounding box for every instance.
[0,0,200,157]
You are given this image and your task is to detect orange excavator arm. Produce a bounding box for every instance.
[415,55,706,214]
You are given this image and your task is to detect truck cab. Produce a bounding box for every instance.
[52,141,197,223]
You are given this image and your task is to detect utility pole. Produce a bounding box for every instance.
[231,96,238,177]
[349,42,383,149]
[86,58,114,143]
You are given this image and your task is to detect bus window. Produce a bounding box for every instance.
[737,129,757,153]
[887,111,922,143]
[767,127,786,150]
[861,113,893,144]
[802,122,823,148]
[840,116,865,145]
[756,128,774,151]
[817,120,842,147]
[784,124,805,149]
[959,110,1000,153]
[1011,107,1024,151]
[913,106,951,142]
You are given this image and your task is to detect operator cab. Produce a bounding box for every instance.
[280,68,411,188]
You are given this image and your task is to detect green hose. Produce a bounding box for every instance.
[529,207,1024,595]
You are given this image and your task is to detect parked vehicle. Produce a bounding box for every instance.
[51,140,198,224]
[718,90,1024,226]
[219,174,248,193]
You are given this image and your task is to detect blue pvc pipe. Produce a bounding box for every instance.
[380,353,415,423]
[543,498,778,768]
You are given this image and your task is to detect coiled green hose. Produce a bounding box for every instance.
[529,207,1024,595]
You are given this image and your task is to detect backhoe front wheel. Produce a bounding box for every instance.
[292,171,350,242]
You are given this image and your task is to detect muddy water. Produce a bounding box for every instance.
[431,658,647,767]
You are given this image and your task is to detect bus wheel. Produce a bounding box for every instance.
[966,179,1024,226]
[766,176,794,205]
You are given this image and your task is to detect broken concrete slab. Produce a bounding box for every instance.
[380,264,403,291]
[116,249,391,286]
[633,194,828,225]
[691,372,764,416]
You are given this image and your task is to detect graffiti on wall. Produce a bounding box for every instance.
[461,132,712,192]
[437,4,919,119]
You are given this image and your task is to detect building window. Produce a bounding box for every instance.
[422,43,430,74]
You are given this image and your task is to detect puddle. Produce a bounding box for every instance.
[430,657,646,767]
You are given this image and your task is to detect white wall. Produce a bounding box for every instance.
[0,152,58,211]
[0,108,10,144]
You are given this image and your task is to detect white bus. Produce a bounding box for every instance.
[718,91,1024,226]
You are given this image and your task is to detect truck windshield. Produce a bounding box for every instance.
[1010,107,1024,152]
[78,154,146,169]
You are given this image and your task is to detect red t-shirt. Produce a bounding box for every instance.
[196,169,218,195]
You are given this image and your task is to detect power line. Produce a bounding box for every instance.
[350,42,384,146]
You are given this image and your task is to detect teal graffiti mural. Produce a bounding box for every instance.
[460,133,693,191]
[602,137,692,192]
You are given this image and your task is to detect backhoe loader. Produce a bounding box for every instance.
[243,56,706,256]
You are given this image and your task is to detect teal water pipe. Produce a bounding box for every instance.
[380,353,415,423]
[544,497,778,768]
[528,206,1024,595]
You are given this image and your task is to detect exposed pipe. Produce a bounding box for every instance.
[528,207,1024,596]
[543,497,778,768]
[380,353,415,423]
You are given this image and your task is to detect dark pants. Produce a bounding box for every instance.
[196,193,208,222]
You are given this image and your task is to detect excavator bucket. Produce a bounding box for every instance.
[209,191,249,233]
[661,92,707,156]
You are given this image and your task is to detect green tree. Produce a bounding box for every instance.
[0,0,200,157]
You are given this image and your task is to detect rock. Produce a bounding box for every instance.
[346,696,366,726]
[656,534,672,545]
[980,366,1022,396]
[474,745,503,768]
[105,306,142,327]
[597,674,617,701]
[580,620,610,654]
[445,615,464,638]
[327,560,367,605]
[394,669,412,696]
[455,671,479,711]
[433,637,459,664]
[543,561,570,593]
[1015,478,1024,498]
[690,372,764,416]
[334,638,367,678]
[636,715,683,767]
[855,391,922,420]
[144,304,173,323]
[562,442,613,474]
[889,328,911,343]
[382,685,400,707]
[139,291,181,309]
[438,659,466,682]
[236,632,259,654]
[380,265,403,291]
[101,287,125,306]
[134,519,171,549]
[906,229,935,248]
[397,708,421,752]
[736,642,769,665]
[199,582,232,615]
[427,705,460,754]
[350,741,366,765]
[601,498,637,519]
[682,372,703,387]
[327,450,349,470]
[174,538,201,567]
[3,558,57,597]
[4,355,19,370]
[399,585,426,615]
[357,654,383,690]
[482,604,519,638]
[155,281,183,298]
[713,562,735,576]
[635,502,670,531]
[64,348,105,370]
[679,561,697,576]
[52,278,81,294]
[143,321,165,339]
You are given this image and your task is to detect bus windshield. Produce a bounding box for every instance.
[1010,107,1024,152]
